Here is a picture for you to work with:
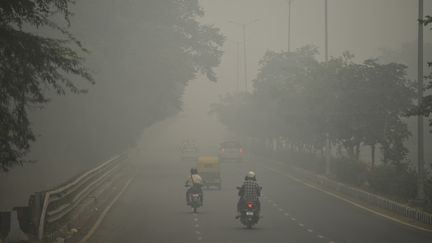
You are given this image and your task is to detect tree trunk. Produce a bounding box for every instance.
[370,144,376,169]
[355,144,360,160]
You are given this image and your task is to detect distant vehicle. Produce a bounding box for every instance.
[218,141,244,162]
[197,156,221,190]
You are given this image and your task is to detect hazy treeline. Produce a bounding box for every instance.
[214,46,415,166]
[1,0,224,171]
[213,45,432,206]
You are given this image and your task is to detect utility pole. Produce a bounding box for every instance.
[242,24,248,91]
[236,40,240,92]
[287,0,293,52]
[230,40,240,92]
[416,0,425,203]
[229,19,259,92]
[325,0,328,62]
[324,0,331,176]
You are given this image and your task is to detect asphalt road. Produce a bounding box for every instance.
[88,149,432,243]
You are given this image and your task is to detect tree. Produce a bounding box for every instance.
[27,0,225,167]
[418,16,432,130]
[214,46,413,167]
[0,0,93,171]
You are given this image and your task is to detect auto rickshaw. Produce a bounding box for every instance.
[197,156,221,190]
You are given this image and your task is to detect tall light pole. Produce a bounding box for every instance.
[287,0,293,52]
[229,40,241,92]
[324,0,328,62]
[416,0,425,203]
[229,19,259,92]
[324,0,331,176]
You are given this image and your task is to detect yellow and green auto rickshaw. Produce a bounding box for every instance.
[197,156,221,190]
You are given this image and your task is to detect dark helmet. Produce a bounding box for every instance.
[190,168,198,174]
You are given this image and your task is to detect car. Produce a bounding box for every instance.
[218,141,244,162]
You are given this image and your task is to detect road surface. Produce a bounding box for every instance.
[88,149,432,243]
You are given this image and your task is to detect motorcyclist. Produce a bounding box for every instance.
[236,171,261,218]
[185,168,203,205]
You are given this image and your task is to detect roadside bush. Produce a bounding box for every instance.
[425,174,432,210]
[331,158,367,186]
[368,164,417,200]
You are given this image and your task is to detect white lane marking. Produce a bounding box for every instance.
[317,235,325,238]
[284,212,290,216]
[261,163,432,233]
[195,230,201,235]
[291,217,296,221]
[197,236,203,241]
[278,208,284,212]
[194,224,200,228]
[194,218,198,222]
[307,229,313,233]
[273,203,278,207]
[298,223,304,227]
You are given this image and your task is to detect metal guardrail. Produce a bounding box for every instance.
[36,154,127,240]
[291,167,432,226]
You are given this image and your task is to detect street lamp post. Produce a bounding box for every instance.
[324,0,331,176]
[287,0,293,52]
[229,19,259,92]
[416,0,426,203]
[229,40,241,92]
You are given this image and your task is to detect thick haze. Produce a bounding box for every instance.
[198,0,432,94]
[1,0,432,209]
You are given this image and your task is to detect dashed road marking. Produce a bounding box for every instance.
[264,194,337,243]
[260,163,432,233]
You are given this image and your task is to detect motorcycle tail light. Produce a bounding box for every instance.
[247,203,254,208]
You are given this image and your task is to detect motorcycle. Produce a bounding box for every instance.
[189,193,202,213]
[237,187,260,229]
[186,185,203,213]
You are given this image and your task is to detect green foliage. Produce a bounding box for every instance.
[26,0,225,167]
[214,46,414,165]
[417,16,432,130]
[1,0,225,171]
[331,158,367,186]
[0,0,93,171]
[368,164,417,200]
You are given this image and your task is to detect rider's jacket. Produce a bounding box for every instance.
[239,180,261,201]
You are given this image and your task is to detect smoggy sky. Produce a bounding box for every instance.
[195,0,432,95]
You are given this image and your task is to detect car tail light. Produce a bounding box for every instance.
[247,202,254,208]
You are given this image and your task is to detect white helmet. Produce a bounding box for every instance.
[246,171,256,180]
